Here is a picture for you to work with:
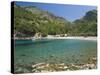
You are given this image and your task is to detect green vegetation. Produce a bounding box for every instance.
[71,10,97,36]
[14,4,97,37]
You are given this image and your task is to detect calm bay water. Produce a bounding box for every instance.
[14,39,97,66]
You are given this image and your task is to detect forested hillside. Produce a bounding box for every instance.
[71,10,97,36]
[14,4,71,37]
[13,4,97,37]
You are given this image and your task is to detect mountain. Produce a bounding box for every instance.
[14,4,71,37]
[13,3,97,37]
[71,9,97,36]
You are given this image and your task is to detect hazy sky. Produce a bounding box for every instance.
[15,1,97,22]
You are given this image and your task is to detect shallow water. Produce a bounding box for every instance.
[14,39,97,66]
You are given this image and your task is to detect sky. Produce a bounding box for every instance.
[15,1,97,22]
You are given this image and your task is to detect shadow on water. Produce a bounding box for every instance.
[15,39,56,46]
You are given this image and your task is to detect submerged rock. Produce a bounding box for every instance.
[15,57,97,73]
[14,64,33,73]
[31,61,97,72]
[21,54,26,56]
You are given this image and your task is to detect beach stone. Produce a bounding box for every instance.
[63,66,68,69]
[30,61,97,73]
[92,57,97,61]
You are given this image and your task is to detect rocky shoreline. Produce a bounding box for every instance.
[14,57,97,73]
[14,36,97,41]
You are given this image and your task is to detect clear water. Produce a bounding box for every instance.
[14,39,97,66]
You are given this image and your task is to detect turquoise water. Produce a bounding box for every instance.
[14,39,97,66]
